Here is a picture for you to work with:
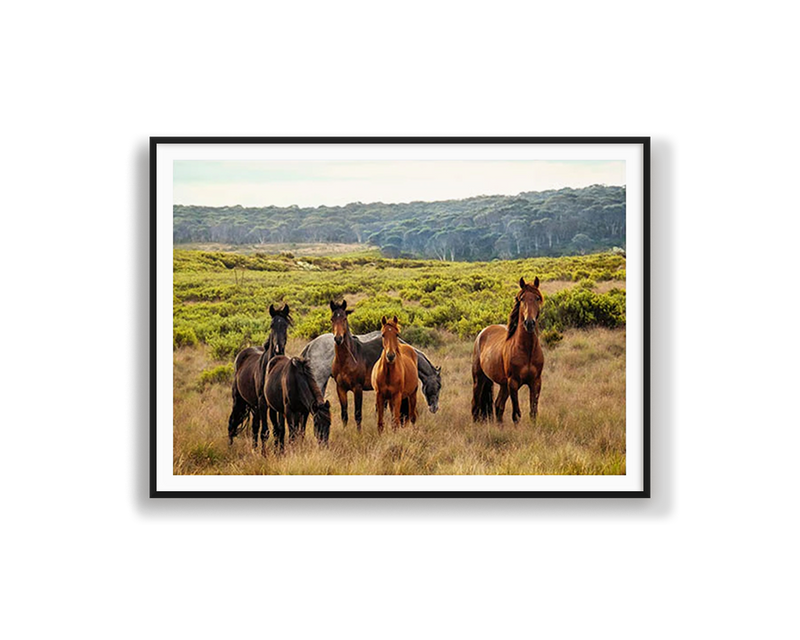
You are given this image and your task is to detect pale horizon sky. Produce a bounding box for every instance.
[173,160,625,207]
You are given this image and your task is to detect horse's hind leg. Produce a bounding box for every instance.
[495,384,509,423]
[270,409,285,453]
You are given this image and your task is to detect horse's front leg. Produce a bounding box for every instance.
[408,389,418,426]
[256,397,269,452]
[391,394,403,430]
[376,394,385,434]
[495,384,509,423]
[509,379,521,424]
[288,411,299,441]
[337,384,349,428]
[251,409,261,451]
[530,374,541,423]
[354,386,363,432]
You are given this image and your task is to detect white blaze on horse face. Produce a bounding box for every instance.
[520,291,541,332]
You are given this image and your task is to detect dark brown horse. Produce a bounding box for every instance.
[228,303,291,448]
[472,277,544,423]
[371,316,418,432]
[263,356,331,451]
[330,299,373,430]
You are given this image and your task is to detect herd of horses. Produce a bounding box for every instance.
[227,277,545,454]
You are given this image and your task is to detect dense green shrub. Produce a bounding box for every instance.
[542,288,626,331]
[173,326,198,348]
[198,363,234,387]
[173,249,627,355]
[541,328,564,348]
[401,326,444,349]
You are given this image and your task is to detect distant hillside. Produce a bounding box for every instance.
[174,184,626,261]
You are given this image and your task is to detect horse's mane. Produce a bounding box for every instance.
[506,296,522,339]
[291,357,323,411]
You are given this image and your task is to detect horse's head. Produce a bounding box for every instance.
[515,277,544,334]
[268,303,292,355]
[330,299,353,345]
[423,365,442,413]
[381,315,401,363]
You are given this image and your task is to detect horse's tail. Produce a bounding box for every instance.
[471,334,494,422]
[227,377,250,441]
[472,369,494,422]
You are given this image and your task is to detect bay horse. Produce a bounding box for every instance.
[371,316,418,432]
[330,299,373,431]
[263,356,331,452]
[472,277,544,423]
[227,303,291,448]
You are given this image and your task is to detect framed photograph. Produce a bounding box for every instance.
[151,137,649,498]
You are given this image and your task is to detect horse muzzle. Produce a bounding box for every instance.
[334,335,344,345]
[524,319,537,333]
[386,352,396,363]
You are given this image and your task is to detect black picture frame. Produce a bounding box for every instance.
[144,130,659,509]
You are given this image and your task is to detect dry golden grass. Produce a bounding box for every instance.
[173,328,626,475]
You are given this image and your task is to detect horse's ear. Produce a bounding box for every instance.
[392,315,398,324]
[436,366,442,373]
[381,315,387,325]
[324,400,330,409]
[533,276,539,288]
[281,303,290,317]
[341,298,347,310]
[269,304,276,317]
[519,277,526,289]
[329,300,337,312]
[345,309,354,316]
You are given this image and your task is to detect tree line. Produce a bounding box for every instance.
[174,184,626,261]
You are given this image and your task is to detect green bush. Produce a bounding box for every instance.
[402,325,444,349]
[199,363,234,387]
[542,288,626,331]
[541,328,564,348]
[208,334,249,360]
[173,326,198,349]
[293,307,331,339]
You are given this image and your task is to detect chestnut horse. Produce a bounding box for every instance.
[330,299,373,430]
[472,277,544,423]
[371,316,418,432]
[227,303,291,448]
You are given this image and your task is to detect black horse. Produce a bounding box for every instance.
[227,303,292,449]
[263,356,331,451]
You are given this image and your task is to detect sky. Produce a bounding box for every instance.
[173,160,625,207]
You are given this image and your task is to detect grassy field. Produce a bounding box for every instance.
[173,247,626,475]
[174,284,626,475]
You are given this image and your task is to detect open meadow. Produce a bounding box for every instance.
[173,247,627,475]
